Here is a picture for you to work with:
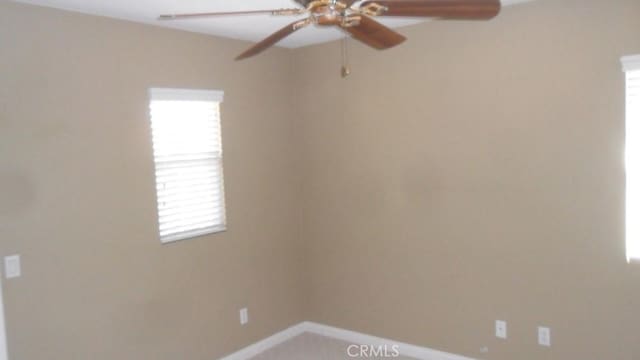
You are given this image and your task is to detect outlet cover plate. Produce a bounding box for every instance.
[240,308,249,325]
[496,320,507,339]
[4,255,20,279]
[538,326,551,347]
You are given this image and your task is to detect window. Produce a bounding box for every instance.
[623,55,640,261]
[149,88,226,243]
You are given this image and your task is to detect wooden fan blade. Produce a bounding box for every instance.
[159,8,305,20]
[343,16,406,50]
[360,0,501,20]
[236,19,310,60]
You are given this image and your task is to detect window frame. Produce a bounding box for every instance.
[622,55,640,262]
[148,88,227,244]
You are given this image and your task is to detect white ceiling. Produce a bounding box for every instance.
[12,0,531,48]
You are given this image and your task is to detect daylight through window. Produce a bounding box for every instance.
[623,55,640,261]
[149,88,226,243]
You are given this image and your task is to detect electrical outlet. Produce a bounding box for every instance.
[496,320,507,339]
[538,327,551,347]
[4,255,21,279]
[239,308,249,325]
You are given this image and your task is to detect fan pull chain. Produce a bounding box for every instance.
[341,37,351,79]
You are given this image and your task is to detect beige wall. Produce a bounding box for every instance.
[3,0,640,359]
[0,1,304,359]
[293,0,640,359]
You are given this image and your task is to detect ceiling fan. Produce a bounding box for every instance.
[159,0,501,60]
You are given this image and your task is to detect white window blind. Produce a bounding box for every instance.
[149,88,226,243]
[622,55,640,261]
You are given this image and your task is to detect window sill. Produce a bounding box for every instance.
[160,225,227,244]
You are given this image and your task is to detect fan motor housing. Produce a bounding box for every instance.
[294,0,315,7]
[296,0,349,11]
[312,6,340,25]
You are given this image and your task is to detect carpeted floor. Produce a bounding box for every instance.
[248,333,419,360]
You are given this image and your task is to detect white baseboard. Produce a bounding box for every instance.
[218,323,307,360]
[218,321,476,360]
